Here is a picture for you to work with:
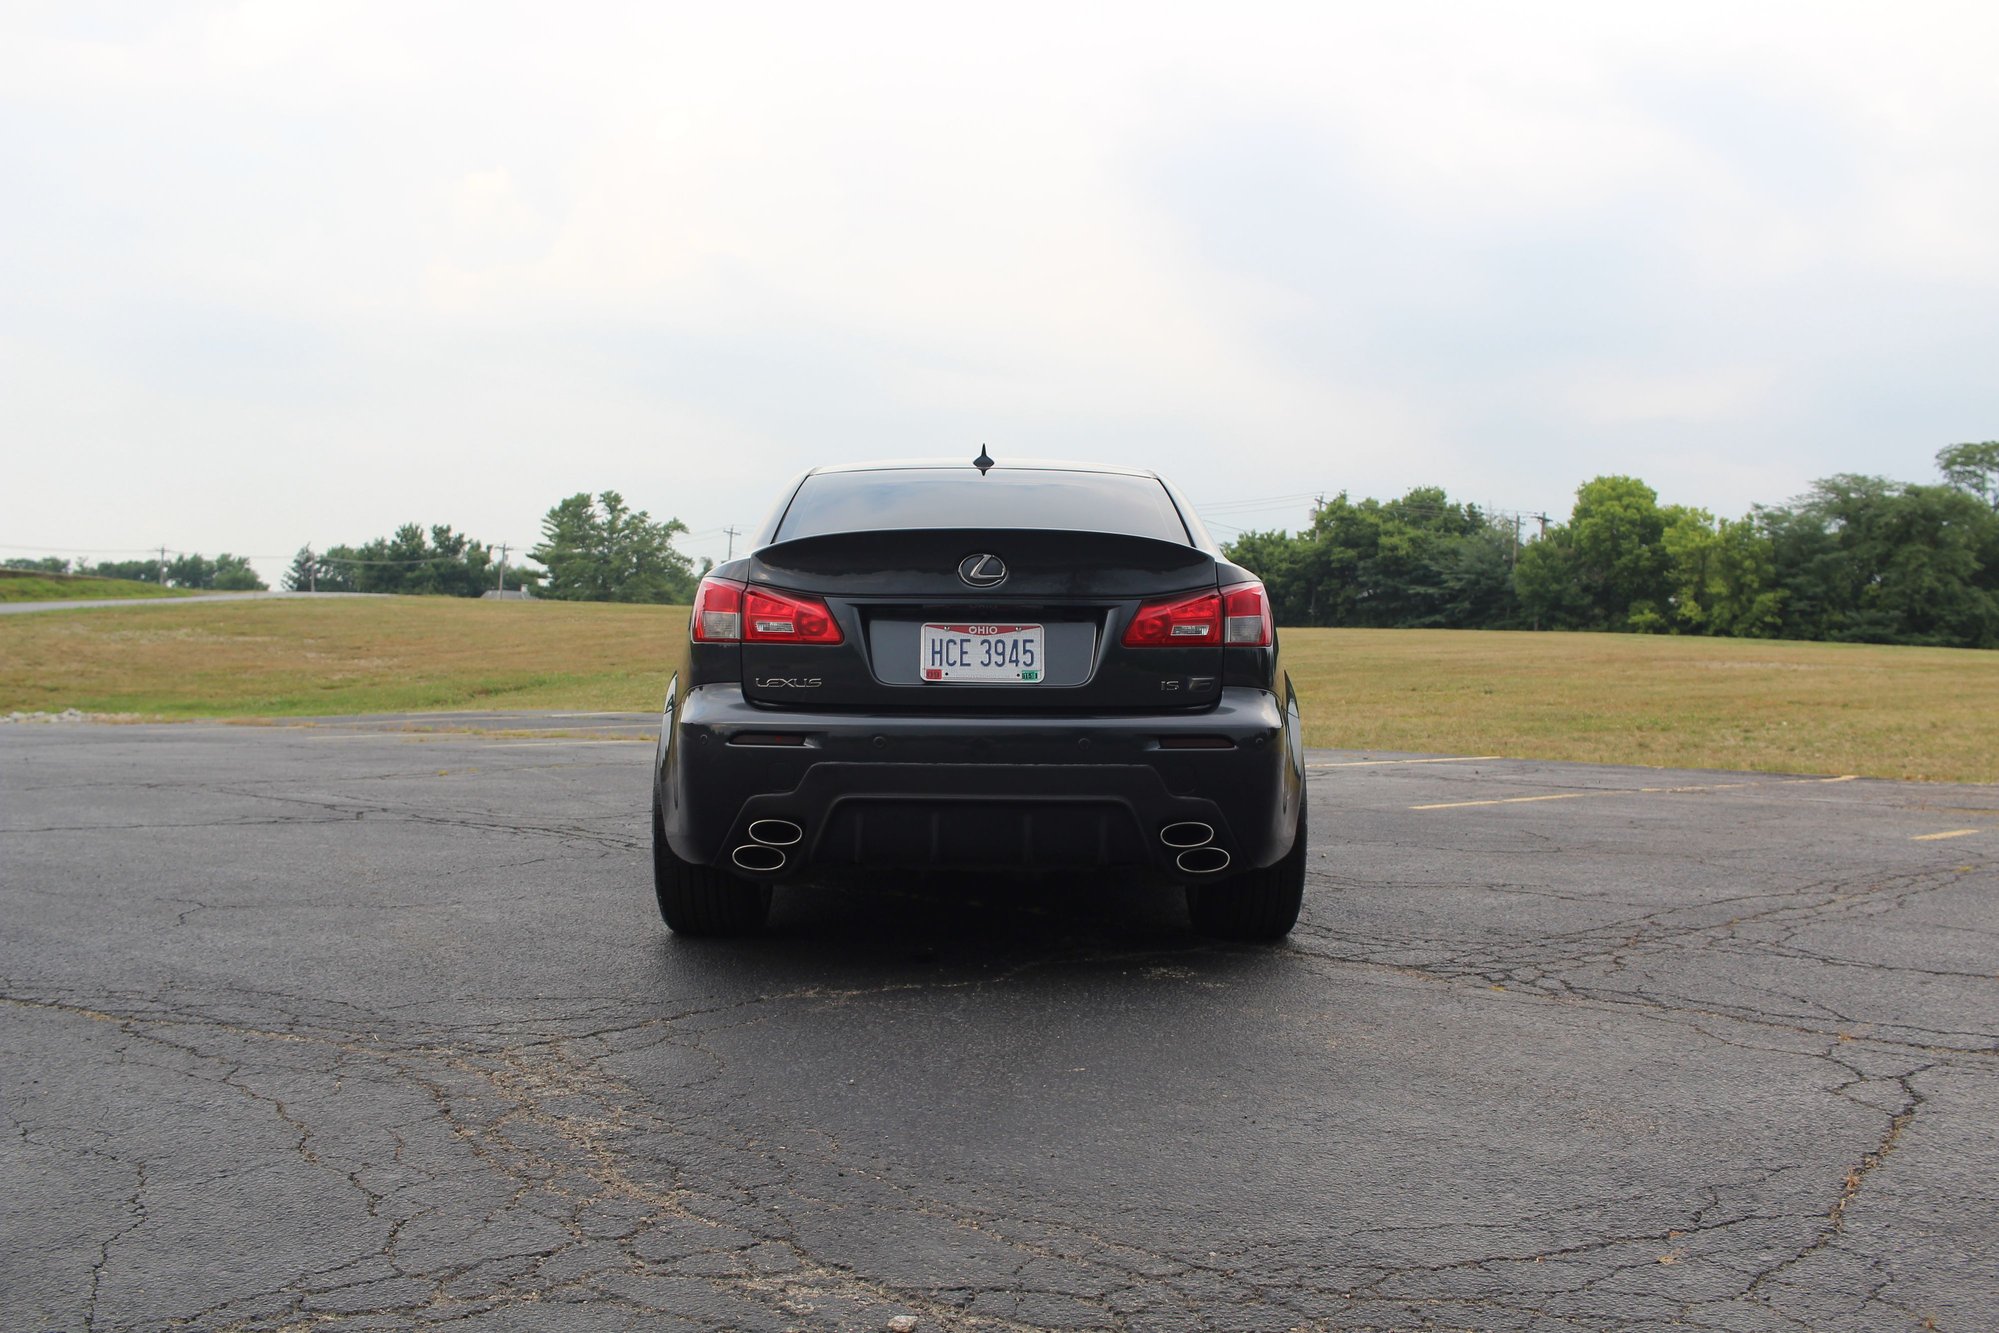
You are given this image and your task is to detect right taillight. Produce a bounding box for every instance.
[691,575,744,642]
[1221,579,1273,647]
[1123,583,1271,648]
[1123,590,1222,647]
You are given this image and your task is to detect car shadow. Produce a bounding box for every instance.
[650,870,1288,992]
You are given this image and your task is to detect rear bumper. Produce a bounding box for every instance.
[655,683,1304,882]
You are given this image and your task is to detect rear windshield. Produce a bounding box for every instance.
[773,468,1192,544]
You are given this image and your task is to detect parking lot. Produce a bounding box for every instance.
[3,715,1995,1332]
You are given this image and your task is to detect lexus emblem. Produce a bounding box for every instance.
[957,553,1008,588]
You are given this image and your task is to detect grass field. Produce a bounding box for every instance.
[0,570,199,603]
[1,597,1994,782]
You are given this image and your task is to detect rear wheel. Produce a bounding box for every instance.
[652,793,771,936]
[1188,804,1306,941]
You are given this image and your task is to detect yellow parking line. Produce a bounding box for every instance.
[1414,780,1758,811]
[1414,792,1598,810]
[1911,829,1982,841]
[1309,755,1502,769]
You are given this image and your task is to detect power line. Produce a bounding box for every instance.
[0,542,173,554]
[1192,488,1554,520]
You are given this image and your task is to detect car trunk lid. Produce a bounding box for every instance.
[740,528,1224,711]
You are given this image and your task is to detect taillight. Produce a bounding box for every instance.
[691,575,743,642]
[1121,583,1272,648]
[1123,590,1221,647]
[691,577,844,645]
[743,586,843,644]
[1221,579,1273,646]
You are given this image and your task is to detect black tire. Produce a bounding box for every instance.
[1187,803,1306,941]
[652,793,772,936]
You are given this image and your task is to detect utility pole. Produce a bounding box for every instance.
[1510,514,1522,567]
[307,546,317,593]
[495,543,509,592]
[723,526,739,560]
[1535,512,1550,539]
[157,545,168,587]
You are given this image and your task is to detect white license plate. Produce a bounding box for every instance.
[919,622,1044,682]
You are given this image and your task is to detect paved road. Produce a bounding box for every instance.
[3,717,1995,1332]
[0,591,384,616]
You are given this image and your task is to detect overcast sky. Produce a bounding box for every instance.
[4,1,1997,578]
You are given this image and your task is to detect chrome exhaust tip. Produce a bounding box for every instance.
[747,818,803,847]
[731,844,786,872]
[1160,821,1215,849]
[1175,846,1231,875]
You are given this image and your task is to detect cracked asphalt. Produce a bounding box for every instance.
[2,715,1996,1332]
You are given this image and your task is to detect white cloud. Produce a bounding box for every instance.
[1563,366,1780,427]
[2,0,1997,578]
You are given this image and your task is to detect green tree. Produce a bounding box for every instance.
[1763,475,1999,647]
[83,552,264,589]
[1660,508,1782,636]
[211,554,265,590]
[314,525,519,597]
[314,546,361,592]
[1225,488,1521,629]
[1938,441,1999,509]
[1568,475,1670,630]
[1223,528,1318,626]
[530,491,696,603]
[1514,476,1671,631]
[1513,527,1591,630]
[283,547,331,592]
[89,559,159,583]
[1437,521,1524,628]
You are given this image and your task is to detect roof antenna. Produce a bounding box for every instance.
[973,445,994,475]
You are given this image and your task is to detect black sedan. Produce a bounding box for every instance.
[650,454,1307,939]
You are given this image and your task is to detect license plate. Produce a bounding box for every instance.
[919,622,1044,682]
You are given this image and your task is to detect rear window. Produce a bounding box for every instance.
[773,468,1192,544]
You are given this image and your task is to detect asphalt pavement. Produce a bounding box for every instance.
[0,591,380,616]
[2,715,1995,1332]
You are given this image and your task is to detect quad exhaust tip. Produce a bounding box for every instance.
[747,818,803,847]
[1175,846,1231,875]
[731,844,786,872]
[1160,821,1215,849]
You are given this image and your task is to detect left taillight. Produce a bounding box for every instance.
[692,576,843,645]
[743,586,843,644]
[691,575,742,641]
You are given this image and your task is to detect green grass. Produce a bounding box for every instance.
[0,598,1994,783]
[1285,628,1999,784]
[0,569,200,603]
[0,597,685,718]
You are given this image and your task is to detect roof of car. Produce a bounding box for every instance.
[804,458,1160,479]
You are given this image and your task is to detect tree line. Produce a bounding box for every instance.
[284,490,705,603]
[21,446,1993,642]
[16,490,703,603]
[286,525,517,597]
[13,552,267,590]
[1225,442,1999,649]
